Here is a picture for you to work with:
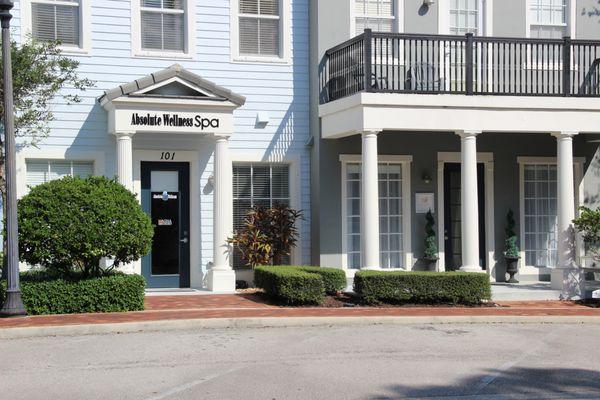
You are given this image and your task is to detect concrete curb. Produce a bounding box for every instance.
[2,315,600,339]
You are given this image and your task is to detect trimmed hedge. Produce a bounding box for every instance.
[0,272,146,315]
[255,266,325,305]
[354,270,491,305]
[294,266,347,294]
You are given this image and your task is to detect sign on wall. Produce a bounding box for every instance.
[113,108,234,135]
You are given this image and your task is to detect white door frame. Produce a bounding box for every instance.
[436,152,495,280]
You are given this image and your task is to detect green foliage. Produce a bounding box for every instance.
[504,210,520,259]
[0,272,145,315]
[229,204,303,268]
[573,206,600,261]
[353,270,491,305]
[292,266,347,295]
[0,38,94,148]
[423,210,438,260]
[18,176,154,277]
[255,266,325,305]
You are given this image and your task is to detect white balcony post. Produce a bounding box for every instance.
[457,130,483,272]
[551,131,582,298]
[207,135,235,292]
[361,130,380,269]
[114,132,134,191]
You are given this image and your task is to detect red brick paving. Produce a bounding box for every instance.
[0,295,598,330]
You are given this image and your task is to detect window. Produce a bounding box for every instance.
[232,163,290,267]
[523,164,558,267]
[26,160,94,187]
[238,0,281,56]
[344,162,404,269]
[140,0,185,52]
[355,0,395,35]
[530,0,567,39]
[31,0,81,46]
[449,0,480,35]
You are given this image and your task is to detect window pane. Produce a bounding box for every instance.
[240,0,259,14]
[240,17,259,54]
[26,161,49,187]
[32,3,80,46]
[141,11,163,50]
[259,19,280,55]
[260,0,279,15]
[163,13,184,51]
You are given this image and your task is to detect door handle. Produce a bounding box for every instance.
[180,237,188,244]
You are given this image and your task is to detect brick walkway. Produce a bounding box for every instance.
[0,294,598,330]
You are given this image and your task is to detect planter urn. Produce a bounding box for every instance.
[505,257,520,283]
[424,258,438,272]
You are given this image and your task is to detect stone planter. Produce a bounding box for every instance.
[505,257,520,283]
[423,258,438,272]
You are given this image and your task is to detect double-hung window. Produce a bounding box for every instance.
[355,0,395,35]
[344,161,405,269]
[232,163,290,268]
[530,0,568,39]
[449,0,481,35]
[238,0,281,57]
[140,0,186,52]
[26,160,94,187]
[31,0,81,47]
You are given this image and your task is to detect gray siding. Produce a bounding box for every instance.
[404,0,438,34]
[493,0,527,37]
[577,0,600,40]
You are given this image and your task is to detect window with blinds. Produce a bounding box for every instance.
[26,160,94,187]
[355,0,394,35]
[345,162,404,269]
[31,0,81,46]
[232,163,290,268]
[530,0,567,39]
[239,0,281,56]
[141,0,185,52]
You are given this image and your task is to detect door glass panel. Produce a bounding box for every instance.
[151,170,180,275]
[151,170,179,192]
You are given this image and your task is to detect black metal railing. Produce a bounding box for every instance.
[320,30,600,103]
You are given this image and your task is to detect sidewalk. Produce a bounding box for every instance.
[1,294,599,338]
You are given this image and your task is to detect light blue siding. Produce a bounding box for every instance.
[14,0,312,278]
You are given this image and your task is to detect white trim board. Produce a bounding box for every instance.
[436,152,495,280]
[339,154,413,273]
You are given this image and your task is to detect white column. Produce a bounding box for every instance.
[114,132,134,191]
[551,132,582,298]
[361,131,380,269]
[207,135,236,292]
[457,131,483,272]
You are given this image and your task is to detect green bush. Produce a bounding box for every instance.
[0,272,145,315]
[255,266,325,305]
[18,176,154,277]
[294,266,347,294]
[354,270,491,305]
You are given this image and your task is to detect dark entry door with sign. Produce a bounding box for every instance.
[141,162,190,288]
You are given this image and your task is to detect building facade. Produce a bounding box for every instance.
[14,0,311,291]
[311,0,600,296]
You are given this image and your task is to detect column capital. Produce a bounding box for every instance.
[455,130,482,139]
[361,129,380,137]
[212,134,231,142]
[551,131,578,139]
[113,131,135,138]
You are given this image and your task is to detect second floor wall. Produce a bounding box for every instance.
[317,0,600,58]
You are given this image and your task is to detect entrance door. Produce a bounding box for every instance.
[443,163,486,271]
[141,162,190,288]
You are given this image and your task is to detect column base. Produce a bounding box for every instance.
[206,268,236,293]
[550,268,564,290]
[555,267,585,300]
[459,265,484,273]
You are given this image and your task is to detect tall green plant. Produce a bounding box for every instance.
[423,210,438,260]
[504,209,520,259]
[573,206,600,262]
[228,204,303,268]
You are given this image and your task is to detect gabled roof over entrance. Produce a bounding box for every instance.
[98,64,246,106]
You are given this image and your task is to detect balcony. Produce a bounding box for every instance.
[320,30,600,104]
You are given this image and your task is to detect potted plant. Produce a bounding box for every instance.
[504,209,520,283]
[423,210,439,271]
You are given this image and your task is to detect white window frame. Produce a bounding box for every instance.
[20,0,92,55]
[339,154,412,272]
[16,149,105,198]
[439,0,493,36]
[351,0,403,35]
[131,0,196,59]
[230,153,302,265]
[526,0,576,39]
[517,156,585,274]
[230,0,291,64]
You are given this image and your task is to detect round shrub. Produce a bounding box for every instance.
[18,176,154,277]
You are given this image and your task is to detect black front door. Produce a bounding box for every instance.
[443,163,486,271]
[141,162,190,288]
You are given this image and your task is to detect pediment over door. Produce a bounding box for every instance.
[99,64,245,136]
